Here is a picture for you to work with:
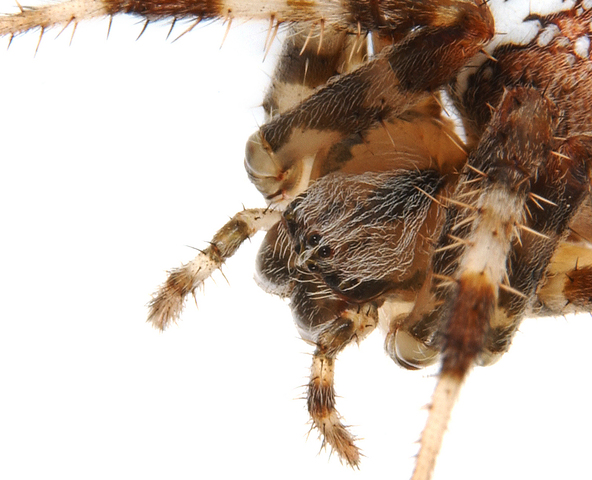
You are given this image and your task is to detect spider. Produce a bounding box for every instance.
[1,1,591,479]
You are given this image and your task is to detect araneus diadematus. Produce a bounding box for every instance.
[2,1,591,479]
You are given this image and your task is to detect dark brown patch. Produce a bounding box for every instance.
[440,274,494,375]
[106,0,223,17]
[564,265,592,308]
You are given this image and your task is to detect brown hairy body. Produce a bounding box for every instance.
[2,1,591,480]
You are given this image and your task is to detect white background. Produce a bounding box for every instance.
[0,6,590,480]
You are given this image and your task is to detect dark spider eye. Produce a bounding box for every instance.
[318,245,332,258]
[306,261,319,273]
[308,233,321,246]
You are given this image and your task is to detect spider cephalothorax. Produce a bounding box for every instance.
[3,1,591,479]
[282,170,445,297]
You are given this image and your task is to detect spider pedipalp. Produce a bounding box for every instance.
[3,1,592,479]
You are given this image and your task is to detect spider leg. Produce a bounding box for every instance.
[247,6,479,206]
[0,0,492,43]
[246,23,367,207]
[534,174,592,317]
[257,221,381,466]
[480,134,592,359]
[306,301,378,467]
[262,24,366,120]
[271,163,468,467]
[250,3,492,186]
[147,208,281,330]
[402,85,591,480]
[245,0,490,209]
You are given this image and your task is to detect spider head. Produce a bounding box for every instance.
[282,195,339,276]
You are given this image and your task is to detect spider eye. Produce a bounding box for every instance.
[318,245,333,258]
[308,233,321,246]
[306,261,319,273]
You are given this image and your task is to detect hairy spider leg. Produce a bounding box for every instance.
[408,85,591,480]
[148,208,281,330]
[253,2,493,181]
[245,24,367,207]
[306,302,379,467]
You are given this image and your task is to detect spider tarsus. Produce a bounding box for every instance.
[147,265,195,330]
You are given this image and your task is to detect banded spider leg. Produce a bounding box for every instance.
[1,2,587,478]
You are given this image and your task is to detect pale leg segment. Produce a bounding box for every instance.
[148,208,281,330]
[307,303,378,467]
